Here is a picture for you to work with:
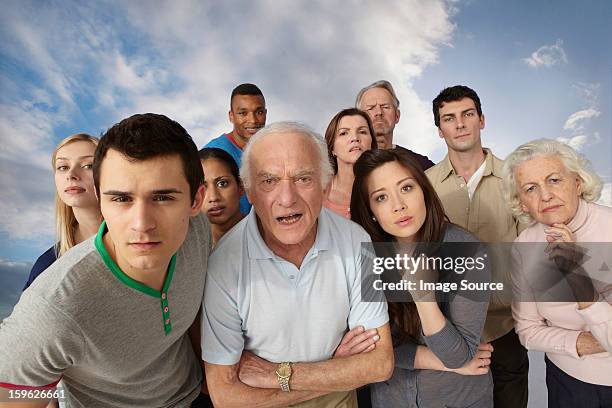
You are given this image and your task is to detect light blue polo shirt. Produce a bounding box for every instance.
[201,208,389,365]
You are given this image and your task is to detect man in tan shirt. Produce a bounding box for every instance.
[426,85,528,408]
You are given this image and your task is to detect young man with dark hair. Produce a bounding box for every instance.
[204,83,267,214]
[426,85,529,408]
[0,113,211,407]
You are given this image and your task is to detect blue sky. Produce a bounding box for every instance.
[0,0,610,301]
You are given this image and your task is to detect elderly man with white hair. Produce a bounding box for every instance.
[502,138,612,407]
[201,122,393,408]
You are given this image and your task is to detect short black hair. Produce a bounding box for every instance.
[432,85,483,127]
[230,83,265,109]
[198,147,241,184]
[94,113,203,203]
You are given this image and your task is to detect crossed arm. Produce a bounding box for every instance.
[203,323,393,408]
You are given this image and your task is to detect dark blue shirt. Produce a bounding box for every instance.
[23,245,57,291]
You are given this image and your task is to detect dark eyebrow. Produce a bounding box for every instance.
[152,189,183,195]
[103,190,130,196]
[369,176,414,197]
[102,189,183,196]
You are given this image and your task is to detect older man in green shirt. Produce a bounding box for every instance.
[426,85,528,408]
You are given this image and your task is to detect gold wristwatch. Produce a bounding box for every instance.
[276,362,292,392]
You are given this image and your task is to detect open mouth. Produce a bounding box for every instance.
[276,213,302,225]
[245,126,261,134]
[395,216,413,226]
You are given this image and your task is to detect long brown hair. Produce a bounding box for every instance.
[351,149,447,343]
[324,108,378,174]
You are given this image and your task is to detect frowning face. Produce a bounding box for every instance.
[515,154,582,226]
[332,115,373,167]
[99,150,203,276]
[246,132,325,255]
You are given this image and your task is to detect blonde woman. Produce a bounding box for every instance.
[24,133,102,289]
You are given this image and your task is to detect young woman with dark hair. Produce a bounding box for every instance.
[198,148,245,247]
[351,148,494,408]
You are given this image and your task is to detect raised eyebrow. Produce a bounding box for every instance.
[397,177,415,187]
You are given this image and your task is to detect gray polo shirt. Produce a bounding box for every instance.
[0,214,211,407]
[202,208,389,365]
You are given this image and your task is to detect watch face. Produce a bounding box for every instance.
[277,365,290,377]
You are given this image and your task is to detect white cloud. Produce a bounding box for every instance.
[597,183,611,207]
[556,135,589,151]
[563,108,600,131]
[0,0,457,252]
[523,39,568,68]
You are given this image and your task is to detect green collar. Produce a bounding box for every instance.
[94,221,176,298]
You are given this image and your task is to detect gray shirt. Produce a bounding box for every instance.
[371,224,493,408]
[0,214,211,407]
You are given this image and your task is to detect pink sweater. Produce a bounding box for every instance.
[512,199,612,386]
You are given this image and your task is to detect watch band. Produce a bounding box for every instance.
[276,362,292,392]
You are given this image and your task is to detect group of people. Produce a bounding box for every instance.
[0,80,609,408]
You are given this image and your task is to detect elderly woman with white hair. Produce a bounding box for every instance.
[502,138,612,407]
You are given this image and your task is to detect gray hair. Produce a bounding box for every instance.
[501,138,603,224]
[355,80,400,110]
[240,121,334,190]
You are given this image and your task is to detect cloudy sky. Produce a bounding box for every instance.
[0,0,610,291]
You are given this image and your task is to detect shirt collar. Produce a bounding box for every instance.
[566,198,589,233]
[246,207,332,260]
[438,148,501,182]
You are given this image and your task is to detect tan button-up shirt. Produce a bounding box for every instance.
[426,148,522,342]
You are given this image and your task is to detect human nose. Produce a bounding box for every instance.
[390,193,406,213]
[130,201,156,232]
[206,186,220,202]
[374,105,383,117]
[65,167,80,181]
[540,185,554,201]
[456,117,465,129]
[277,179,298,207]
[350,130,360,143]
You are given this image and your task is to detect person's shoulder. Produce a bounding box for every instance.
[393,144,434,170]
[442,223,480,243]
[24,246,58,290]
[203,134,228,148]
[324,207,364,231]
[22,239,101,308]
[208,215,249,271]
[590,201,612,217]
[181,213,213,267]
[425,160,444,178]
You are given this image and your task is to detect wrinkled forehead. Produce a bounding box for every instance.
[515,154,571,182]
[361,87,394,105]
[250,132,320,175]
